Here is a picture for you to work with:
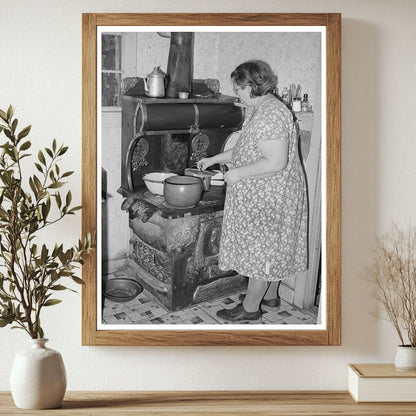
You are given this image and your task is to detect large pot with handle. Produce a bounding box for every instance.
[164,176,203,209]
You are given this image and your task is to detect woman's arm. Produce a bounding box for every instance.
[197,149,234,170]
[225,139,288,184]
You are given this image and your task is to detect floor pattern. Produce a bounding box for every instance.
[102,269,318,326]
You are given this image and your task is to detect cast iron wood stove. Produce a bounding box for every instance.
[119,89,245,311]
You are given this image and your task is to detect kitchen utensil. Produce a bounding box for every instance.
[184,167,214,191]
[210,169,225,186]
[178,91,189,99]
[142,172,178,195]
[143,66,167,98]
[296,84,302,98]
[292,99,302,112]
[164,175,203,209]
[104,278,143,303]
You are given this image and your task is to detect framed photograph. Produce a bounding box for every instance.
[82,13,341,346]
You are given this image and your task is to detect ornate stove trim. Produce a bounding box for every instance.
[131,137,150,171]
[130,234,170,285]
[165,216,200,253]
[190,132,209,164]
[193,217,223,271]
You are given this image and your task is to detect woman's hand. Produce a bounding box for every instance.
[197,157,214,171]
[197,150,234,171]
[224,168,241,184]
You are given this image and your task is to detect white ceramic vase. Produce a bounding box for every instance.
[10,338,67,409]
[394,345,416,371]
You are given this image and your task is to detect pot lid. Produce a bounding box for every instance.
[148,66,166,78]
[185,168,215,177]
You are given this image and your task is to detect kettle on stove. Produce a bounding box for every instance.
[143,66,167,97]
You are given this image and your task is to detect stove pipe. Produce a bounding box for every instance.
[165,32,194,98]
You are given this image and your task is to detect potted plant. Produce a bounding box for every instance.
[363,223,416,370]
[0,106,94,408]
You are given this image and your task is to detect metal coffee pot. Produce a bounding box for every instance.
[143,66,167,97]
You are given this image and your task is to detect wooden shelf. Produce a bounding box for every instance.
[1,391,416,415]
[122,94,238,104]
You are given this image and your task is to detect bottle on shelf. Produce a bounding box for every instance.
[281,87,289,105]
[301,94,311,112]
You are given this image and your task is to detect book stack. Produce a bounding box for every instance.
[348,364,416,402]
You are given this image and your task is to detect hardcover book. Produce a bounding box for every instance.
[348,364,416,402]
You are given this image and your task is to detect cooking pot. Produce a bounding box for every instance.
[184,168,214,191]
[164,176,203,209]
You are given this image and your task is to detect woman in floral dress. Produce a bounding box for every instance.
[197,60,308,323]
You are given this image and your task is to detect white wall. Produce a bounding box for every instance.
[1,0,416,391]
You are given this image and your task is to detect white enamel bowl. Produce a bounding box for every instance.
[142,172,178,195]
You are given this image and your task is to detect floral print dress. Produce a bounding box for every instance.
[218,97,308,281]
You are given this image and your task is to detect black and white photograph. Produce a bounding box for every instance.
[98,27,325,330]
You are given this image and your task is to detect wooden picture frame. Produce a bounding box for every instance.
[82,13,341,346]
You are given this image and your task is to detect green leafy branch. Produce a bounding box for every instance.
[0,105,95,339]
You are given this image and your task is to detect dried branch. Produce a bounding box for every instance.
[363,223,416,346]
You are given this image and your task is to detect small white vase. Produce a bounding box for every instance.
[10,338,67,409]
[394,345,416,371]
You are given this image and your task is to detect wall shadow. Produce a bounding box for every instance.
[340,18,382,356]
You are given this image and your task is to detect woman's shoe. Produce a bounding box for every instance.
[216,303,262,323]
[262,297,281,308]
[238,294,281,309]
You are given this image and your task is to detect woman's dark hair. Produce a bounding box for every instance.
[231,60,278,98]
